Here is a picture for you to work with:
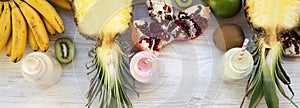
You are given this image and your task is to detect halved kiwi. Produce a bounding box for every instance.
[54,37,75,63]
[175,0,193,8]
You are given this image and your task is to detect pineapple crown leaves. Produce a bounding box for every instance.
[85,41,138,108]
[240,37,297,108]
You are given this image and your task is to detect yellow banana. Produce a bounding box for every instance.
[16,0,49,52]
[10,1,27,63]
[24,0,65,33]
[0,2,3,16]
[6,36,12,57]
[43,17,56,35]
[0,2,11,53]
[48,0,72,10]
[28,27,39,51]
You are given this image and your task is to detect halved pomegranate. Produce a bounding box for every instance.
[282,29,300,57]
[131,4,210,51]
[131,19,173,51]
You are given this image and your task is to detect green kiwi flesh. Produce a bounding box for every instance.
[55,37,75,63]
[175,0,193,8]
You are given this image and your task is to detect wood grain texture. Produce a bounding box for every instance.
[0,0,298,108]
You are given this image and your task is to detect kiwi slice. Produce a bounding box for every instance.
[175,0,193,8]
[55,37,75,63]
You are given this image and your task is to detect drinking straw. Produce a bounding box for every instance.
[144,51,159,64]
[238,38,249,60]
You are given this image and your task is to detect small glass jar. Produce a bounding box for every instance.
[130,51,160,84]
[223,48,254,80]
[20,52,63,86]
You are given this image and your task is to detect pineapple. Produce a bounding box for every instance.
[73,0,136,107]
[73,0,133,39]
[241,0,300,107]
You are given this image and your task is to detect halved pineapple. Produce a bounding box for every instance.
[73,0,133,39]
[246,0,300,48]
[72,0,135,108]
[242,0,300,107]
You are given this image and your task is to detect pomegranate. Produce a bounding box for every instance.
[281,29,300,57]
[131,4,210,51]
[146,0,174,20]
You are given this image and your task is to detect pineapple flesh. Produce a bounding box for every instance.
[73,0,133,39]
[242,0,300,107]
[73,0,135,108]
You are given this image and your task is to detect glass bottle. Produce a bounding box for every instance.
[223,48,254,80]
[20,52,63,86]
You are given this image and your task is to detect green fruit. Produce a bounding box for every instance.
[175,0,193,8]
[202,0,242,18]
[55,37,75,63]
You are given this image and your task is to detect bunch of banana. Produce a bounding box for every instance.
[47,0,72,11]
[0,0,65,63]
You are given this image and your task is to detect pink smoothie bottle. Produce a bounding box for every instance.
[130,51,160,84]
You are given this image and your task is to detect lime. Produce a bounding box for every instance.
[202,0,242,18]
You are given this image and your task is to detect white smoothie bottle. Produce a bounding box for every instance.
[223,48,254,80]
[222,38,254,80]
[20,52,63,86]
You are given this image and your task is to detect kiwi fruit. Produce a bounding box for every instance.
[175,0,193,8]
[213,24,245,51]
[55,37,75,63]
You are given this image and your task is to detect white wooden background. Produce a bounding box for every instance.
[0,0,299,108]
